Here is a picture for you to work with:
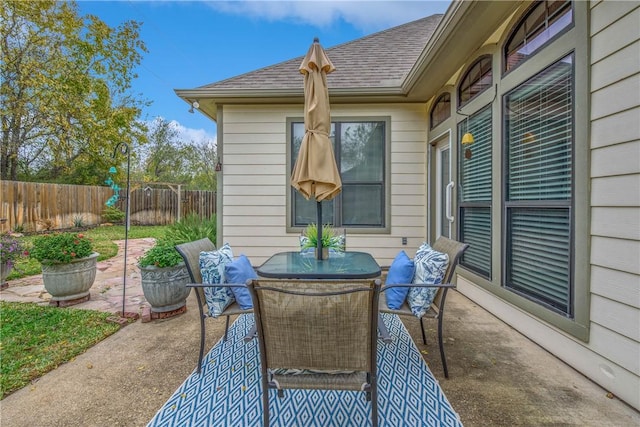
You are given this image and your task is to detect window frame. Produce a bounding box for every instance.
[502,52,575,317]
[503,0,574,75]
[430,92,451,129]
[453,0,589,341]
[458,55,493,107]
[286,116,392,234]
[457,105,494,279]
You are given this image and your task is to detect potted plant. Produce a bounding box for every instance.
[1,233,26,285]
[138,240,190,314]
[301,223,343,259]
[30,232,98,305]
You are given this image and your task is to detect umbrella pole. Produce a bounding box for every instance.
[316,200,323,260]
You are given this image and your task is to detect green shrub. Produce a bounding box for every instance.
[72,215,85,228]
[30,232,94,265]
[165,213,216,245]
[102,206,125,223]
[138,240,183,268]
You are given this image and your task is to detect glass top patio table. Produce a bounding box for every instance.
[257,251,381,279]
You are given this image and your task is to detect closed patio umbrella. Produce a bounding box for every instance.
[291,38,341,260]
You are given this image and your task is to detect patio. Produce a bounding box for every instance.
[1,241,637,426]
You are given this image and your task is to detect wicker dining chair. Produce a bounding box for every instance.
[379,237,469,378]
[175,238,253,374]
[248,278,382,427]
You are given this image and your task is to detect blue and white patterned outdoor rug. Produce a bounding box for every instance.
[147,313,463,427]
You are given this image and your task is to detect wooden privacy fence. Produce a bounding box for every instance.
[0,180,216,233]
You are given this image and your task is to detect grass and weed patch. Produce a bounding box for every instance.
[0,301,122,399]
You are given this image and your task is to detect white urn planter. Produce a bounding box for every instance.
[42,252,99,305]
[1,262,13,285]
[139,263,190,313]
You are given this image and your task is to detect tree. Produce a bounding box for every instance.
[185,137,218,191]
[139,117,193,184]
[0,0,148,183]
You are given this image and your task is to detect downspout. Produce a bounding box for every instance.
[216,105,224,249]
[427,141,432,245]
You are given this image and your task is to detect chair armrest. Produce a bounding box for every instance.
[186,283,248,288]
[381,283,456,292]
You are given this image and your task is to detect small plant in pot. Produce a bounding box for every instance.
[138,240,190,315]
[301,223,343,259]
[30,232,99,306]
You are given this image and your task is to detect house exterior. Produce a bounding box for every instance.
[176,0,640,410]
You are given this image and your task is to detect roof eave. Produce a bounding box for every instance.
[175,85,413,120]
[403,0,522,99]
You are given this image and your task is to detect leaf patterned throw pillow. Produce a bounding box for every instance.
[407,243,449,318]
[199,243,234,317]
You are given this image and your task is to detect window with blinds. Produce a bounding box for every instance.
[504,54,573,315]
[458,105,492,278]
[291,120,386,228]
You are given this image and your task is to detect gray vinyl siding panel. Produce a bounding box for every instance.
[588,0,640,386]
[219,103,427,266]
[590,107,640,149]
[590,207,640,240]
[591,140,640,177]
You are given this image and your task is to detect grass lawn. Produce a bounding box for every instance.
[7,225,167,281]
[0,301,122,399]
[1,225,168,399]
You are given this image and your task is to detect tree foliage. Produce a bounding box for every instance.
[133,117,217,190]
[0,0,148,183]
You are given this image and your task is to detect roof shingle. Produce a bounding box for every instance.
[199,14,443,91]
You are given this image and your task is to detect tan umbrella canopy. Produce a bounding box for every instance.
[291,37,341,201]
[291,38,341,259]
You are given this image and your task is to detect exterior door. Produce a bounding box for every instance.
[434,136,453,239]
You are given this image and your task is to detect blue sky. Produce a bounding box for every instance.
[78,1,451,144]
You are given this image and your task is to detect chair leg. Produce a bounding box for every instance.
[223,316,230,341]
[438,316,449,378]
[419,317,427,345]
[370,378,378,427]
[197,314,206,374]
[263,377,270,426]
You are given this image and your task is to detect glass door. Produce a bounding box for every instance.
[434,136,453,239]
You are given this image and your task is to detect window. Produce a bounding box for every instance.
[504,54,574,315]
[505,0,573,72]
[458,106,492,278]
[459,55,493,106]
[430,93,451,129]
[291,120,386,228]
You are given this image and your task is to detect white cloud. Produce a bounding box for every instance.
[206,1,451,32]
[142,117,217,147]
[171,121,217,147]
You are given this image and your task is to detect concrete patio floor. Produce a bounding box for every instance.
[1,239,638,426]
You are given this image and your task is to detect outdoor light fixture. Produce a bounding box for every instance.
[215,160,222,172]
[461,132,474,145]
[188,100,199,113]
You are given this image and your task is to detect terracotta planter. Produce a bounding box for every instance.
[42,252,98,304]
[139,263,190,313]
